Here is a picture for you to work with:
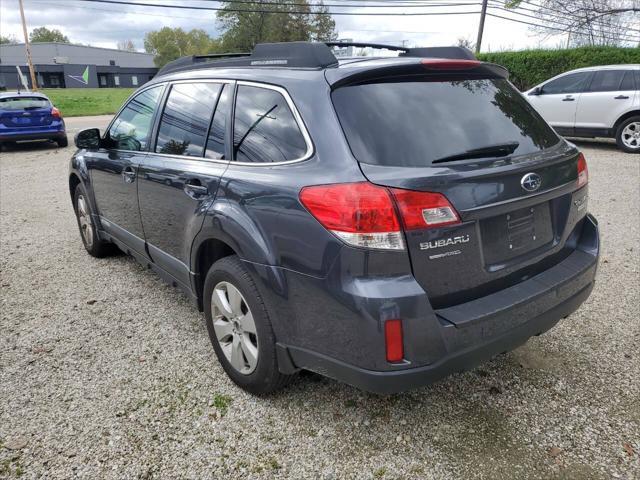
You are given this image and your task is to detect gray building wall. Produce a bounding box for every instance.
[0,43,155,68]
[0,43,158,90]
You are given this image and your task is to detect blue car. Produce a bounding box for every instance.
[0,91,68,149]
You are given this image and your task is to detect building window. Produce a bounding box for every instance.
[99,75,107,87]
[114,75,120,86]
[109,60,116,66]
[50,75,60,87]
[131,75,138,86]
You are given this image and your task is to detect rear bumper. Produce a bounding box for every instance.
[281,214,599,394]
[0,130,66,142]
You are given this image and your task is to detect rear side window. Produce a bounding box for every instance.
[587,70,626,92]
[109,85,163,151]
[542,72,590,94]
[0,96,50,110]
[619,71,636,91]
[232,85,307,163]
[156,82,222,157]
[332,78,559,168]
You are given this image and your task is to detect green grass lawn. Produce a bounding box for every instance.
[41,88,135,117]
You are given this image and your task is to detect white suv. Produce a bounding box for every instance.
[526,65,639,153]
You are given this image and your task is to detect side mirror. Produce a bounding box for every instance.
[529,87,542,96]
[75,128,101,149]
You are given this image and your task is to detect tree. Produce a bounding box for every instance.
[144,28,221,67]
[456,37,476,50]
[1,35,18,44]
[117,39,136,51]
[507,0,640,46]
[217,0,337,51]
[29,27,69,43]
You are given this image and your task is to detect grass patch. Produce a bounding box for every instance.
[41,88,135,117]
[212,393,232,416]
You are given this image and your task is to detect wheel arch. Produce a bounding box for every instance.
[614,110,640,132]
[192,236,237,311]
[69,173,81,202]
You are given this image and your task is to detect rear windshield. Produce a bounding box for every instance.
[332,78,559,167]
[0,96,51,111]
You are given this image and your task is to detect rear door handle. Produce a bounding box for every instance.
[122,166,136,183]
[614,95,630,100]
[184,179,209,198]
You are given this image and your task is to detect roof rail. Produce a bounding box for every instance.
[155,41,478,77]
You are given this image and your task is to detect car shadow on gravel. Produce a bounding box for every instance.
[1,140,63,153]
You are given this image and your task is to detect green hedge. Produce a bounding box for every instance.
[478,46,640,91]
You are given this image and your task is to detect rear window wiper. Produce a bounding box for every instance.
[432,141,520,164]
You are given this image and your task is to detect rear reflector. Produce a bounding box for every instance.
[390,189,460,229]
[384,319,404,363]
[51,107,62,118]
[577,152,588,188]
[421,58,481,70]
[299,182,461,250]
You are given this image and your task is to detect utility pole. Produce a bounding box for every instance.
[18,0,38,91]
[475,0,488,55]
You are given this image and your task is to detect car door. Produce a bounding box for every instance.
[137,81,232,288]
[575,70,637,132]
[87,84,165,255]
[527,71,592,133]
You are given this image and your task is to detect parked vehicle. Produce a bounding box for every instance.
[0,91,68,149]
[69,42,599,394]
[525,65,640,153]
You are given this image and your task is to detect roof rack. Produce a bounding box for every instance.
[156,41,477,77]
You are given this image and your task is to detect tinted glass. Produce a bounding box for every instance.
[233,85,307,163]
[620,71,636,91]
[588,70,625,92]
[156,82,221,157]
[205,84,230,160]
[332,78,559,168]
[109,86,162,151]
[0,96,50,110]
[542,72,590,94]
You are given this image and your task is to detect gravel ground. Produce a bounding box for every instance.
[1,123,639,479]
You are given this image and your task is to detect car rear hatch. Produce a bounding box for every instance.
[328,59,589,312]
[0,96,55,129]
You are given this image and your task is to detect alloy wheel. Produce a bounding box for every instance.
[211,281,259,375]
[77,194,94,248]
[621,122,640,150]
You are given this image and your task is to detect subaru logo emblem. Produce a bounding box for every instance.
[521,173,542,192]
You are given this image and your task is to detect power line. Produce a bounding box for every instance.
[71,0,483,15]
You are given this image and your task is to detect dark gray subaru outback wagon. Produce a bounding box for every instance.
[69,42,599,394]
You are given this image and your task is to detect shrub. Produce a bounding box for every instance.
[478,46,640,91]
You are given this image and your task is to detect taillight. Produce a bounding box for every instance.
[384,319,404,363]
[421,58,481,70]
[51,107,62,119]
[390,189,460,229]
[577,152,588,188]
[299,182,461,250]
[299,182,404,250]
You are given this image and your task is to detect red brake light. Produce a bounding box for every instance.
[384,319,404,363]
[421,58,481,70]
[577,152,588,188]
[299,182,461,250]
[390,189,460,229]
[51,107,62,118]
[299,182,404,250]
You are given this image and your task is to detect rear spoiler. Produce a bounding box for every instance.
[325,58,509,88]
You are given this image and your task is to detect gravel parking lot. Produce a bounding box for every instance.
[1,118,638,479]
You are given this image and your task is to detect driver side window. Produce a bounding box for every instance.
[108,86,163,151]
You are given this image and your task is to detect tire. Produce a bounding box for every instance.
[615,115,640,153]
[73,185,113,257]
[203,255,294,395]
[57,136,69,148]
